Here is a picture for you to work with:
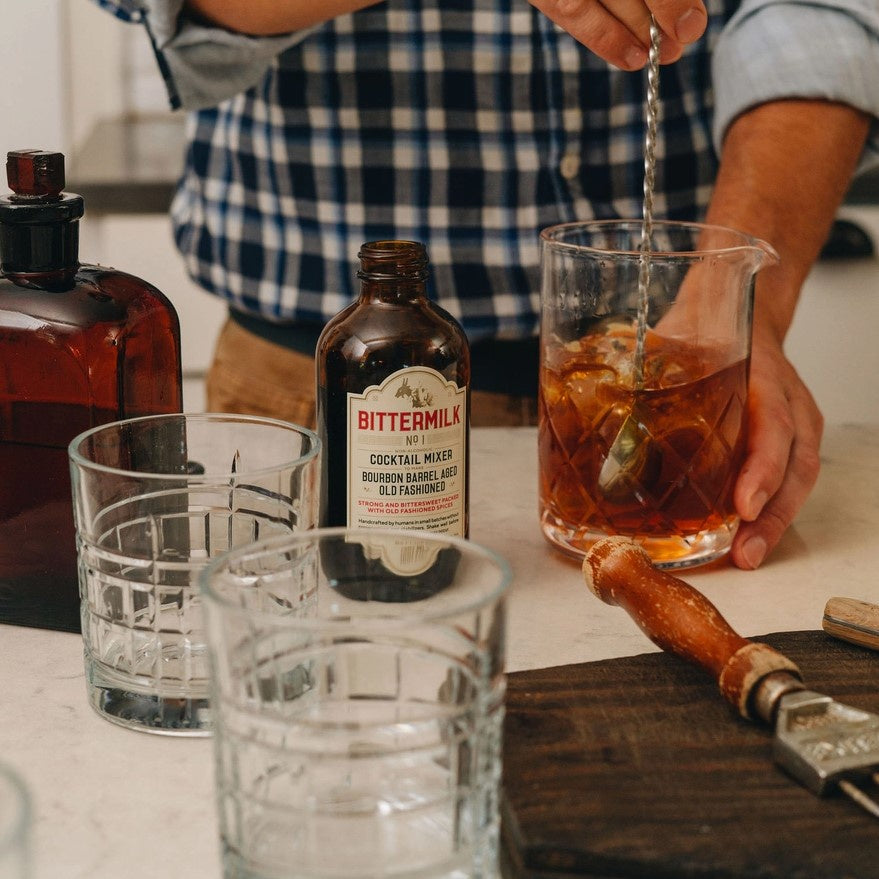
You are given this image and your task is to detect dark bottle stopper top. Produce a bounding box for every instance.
[0,148,83,226]
[1,149,82,272]
[7,150,65,198]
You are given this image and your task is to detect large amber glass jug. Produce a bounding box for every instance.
[0,150,182,631]
[539,220,777,569]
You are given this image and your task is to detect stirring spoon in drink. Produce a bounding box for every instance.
[597,17,662,499]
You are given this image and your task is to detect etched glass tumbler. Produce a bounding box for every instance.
[539,220,777,568]
[69,413,320,734]
[201,528,510,879]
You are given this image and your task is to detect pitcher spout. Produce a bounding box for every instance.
[748,235,780,273]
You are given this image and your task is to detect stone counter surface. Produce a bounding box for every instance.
[2,425,878,879]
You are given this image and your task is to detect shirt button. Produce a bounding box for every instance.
[560,153,580,179]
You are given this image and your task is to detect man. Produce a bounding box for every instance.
[96,0,878,569]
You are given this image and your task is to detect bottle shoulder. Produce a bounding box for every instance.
[0,265,180,332]
[318,297,469,354]
[77,264,180,314]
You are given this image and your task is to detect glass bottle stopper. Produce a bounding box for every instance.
[6,150,65,198]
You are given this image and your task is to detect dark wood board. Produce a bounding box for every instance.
[501,631,879,879]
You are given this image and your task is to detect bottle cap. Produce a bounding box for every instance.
[0,149,83,273]
[7,150,66,198]
[0,149,84,224]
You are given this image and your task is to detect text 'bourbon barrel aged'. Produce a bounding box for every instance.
[316,239,470,546]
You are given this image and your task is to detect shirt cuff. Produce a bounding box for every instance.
[712,0,879,173]
[138,0,317,110]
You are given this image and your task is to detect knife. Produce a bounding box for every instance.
[823,597,879,652]
[582,536,879,819]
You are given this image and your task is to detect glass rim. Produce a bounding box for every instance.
[200,526,512,627]
[0,764,30,858]
[540,219,777,261]
[68,412,320,481]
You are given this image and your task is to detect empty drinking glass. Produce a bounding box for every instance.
[69,413,320,734]
[201,527,510,879]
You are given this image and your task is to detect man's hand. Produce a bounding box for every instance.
[528,0,707,69]
[704,100,869,569]
[730,325,823,569]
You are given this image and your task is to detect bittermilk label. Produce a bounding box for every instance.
[347,366,467,538]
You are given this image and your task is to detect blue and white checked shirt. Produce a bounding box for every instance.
[96,0,879,343]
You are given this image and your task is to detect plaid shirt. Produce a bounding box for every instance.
[94,0,878,342]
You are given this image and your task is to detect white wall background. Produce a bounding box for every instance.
[0,0,225,411]
[0,0,69,154]
[0,0,170,155]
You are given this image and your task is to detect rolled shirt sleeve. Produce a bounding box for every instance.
[103,0,317,110]
[712,0,879,171]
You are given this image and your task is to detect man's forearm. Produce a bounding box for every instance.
[705,99,870,343]
[184,0,383,35]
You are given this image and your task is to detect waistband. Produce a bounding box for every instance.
[229,309,539,396]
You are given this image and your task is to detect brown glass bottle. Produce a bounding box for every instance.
[316,240,470,601]
[317,240,470,531]
[0,150,183,632]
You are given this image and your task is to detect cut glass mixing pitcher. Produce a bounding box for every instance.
[538,220,778,569]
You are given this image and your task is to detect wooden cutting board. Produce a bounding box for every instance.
[501,631,879,879]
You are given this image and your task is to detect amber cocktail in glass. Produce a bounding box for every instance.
[539,220,777,569]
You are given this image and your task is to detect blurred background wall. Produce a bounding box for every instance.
[0,0,224,411]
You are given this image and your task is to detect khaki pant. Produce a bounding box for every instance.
[206,318,539,429]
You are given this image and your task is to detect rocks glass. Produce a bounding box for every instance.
[201,528,510,879]
[68,413,320,734]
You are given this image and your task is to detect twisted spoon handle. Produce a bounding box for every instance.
[583,537,803,720]
[634,16,662,387]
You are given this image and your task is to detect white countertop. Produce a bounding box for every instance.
[3,425,879,879]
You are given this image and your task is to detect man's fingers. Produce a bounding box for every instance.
[531,0,647,69]
[732,436,822,570]
[645,0,707,43]
[604,0,686,62]
[730,353,824,569]
[734,403,796,524]
[530,0,686,69]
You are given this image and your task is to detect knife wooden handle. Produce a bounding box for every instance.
[583,536,802,720]
[823,597,879,651]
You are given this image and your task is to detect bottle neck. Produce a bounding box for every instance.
[356,240,429,303]
[358,277,427,304]
[0,190,83,277]
[0,218,80,277]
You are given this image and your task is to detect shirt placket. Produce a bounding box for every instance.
[555,33,589,217]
